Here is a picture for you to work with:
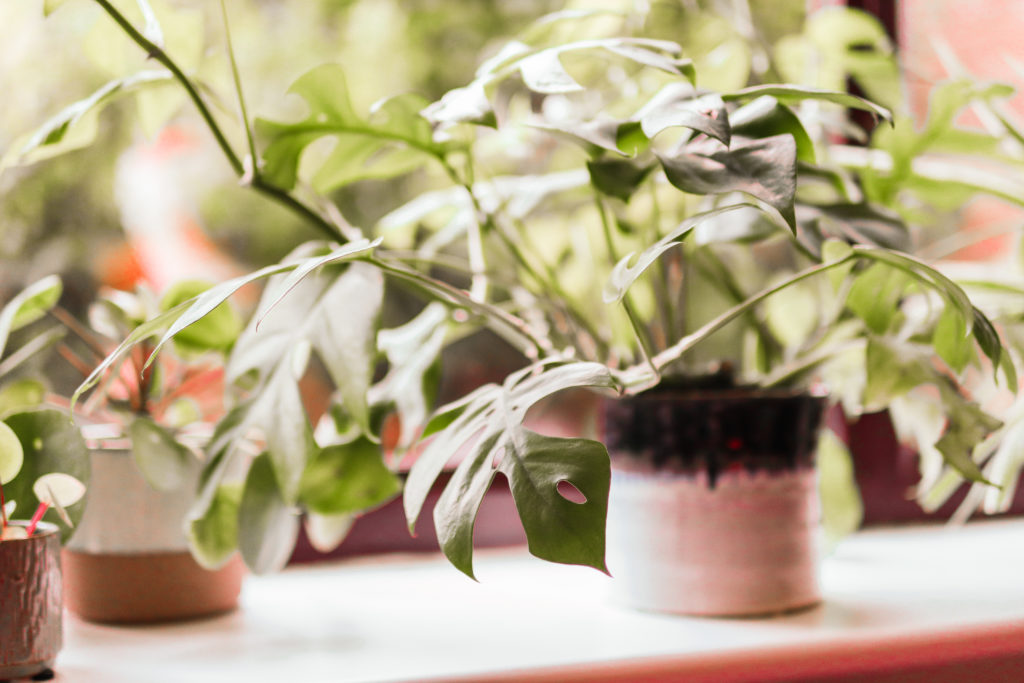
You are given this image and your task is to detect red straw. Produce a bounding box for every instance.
[25,502,49,537]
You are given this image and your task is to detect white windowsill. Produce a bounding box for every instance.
[53,518,1024,682]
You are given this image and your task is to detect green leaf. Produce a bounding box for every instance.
[299,438,400,515]
[722,84,892,123]
[534,118,644,157]
[586,158,654,201]
[0,421,24,485]
[863,338,932,409]
[73,239,378,410]
[658,134,798,229]
[635,82,730,145]
[160,280,242,354]
[43,0,69,15]
[406,361,620,577]
[0,380,46,420]
[370,303,449,449]
[1,71,173,169]
[255,65,445,193]
[934,402,1002,484]
[498,427,610,573]
[933,306,975,374]
[237,452,299,574]
[303,512,354,553]
[421,81,496,128]
[845,263,911,335]
[232,251,384,436]
[2,409,90,541]
[0,275,62,360]
[129,416,192,493]
[730,96,814,163]
[817,428,863,547]
[188,483,242,570]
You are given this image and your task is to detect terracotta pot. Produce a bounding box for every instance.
[602,389,825,616]
[0,521,62,680]
[63,448,244,624]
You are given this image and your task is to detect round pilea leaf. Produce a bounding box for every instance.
[33,472,86,508]
[0,420,24,485]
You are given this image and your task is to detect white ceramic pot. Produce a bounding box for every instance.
[63,449,244,624]
[602,389,825,617]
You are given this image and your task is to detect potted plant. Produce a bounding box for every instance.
[13,3,1015,616]
[51,281,254,624]
[0,276,89,679]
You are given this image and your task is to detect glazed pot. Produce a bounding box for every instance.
[602,388,825,616]
[63,448,244,624]
[0,521,62,680]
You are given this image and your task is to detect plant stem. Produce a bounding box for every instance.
[219,0,258,172]
[442,158,490,302]
[594,196,659,364]
[91,0,346,244]
[364,256,550,359]
[648,253,859,376]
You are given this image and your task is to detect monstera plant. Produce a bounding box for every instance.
[7,1,1017,586]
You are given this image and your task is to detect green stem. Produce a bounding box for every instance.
[594,196,658,364]
[442,158,489,301]
[649,253,858,374]
[365,257,550,359]
[219,0,257,171]
[91,0,345,244]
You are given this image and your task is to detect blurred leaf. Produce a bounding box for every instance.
[845,262,911,334]
[33,472,86,508]
[3,409,90,541]
[237,452,299,574]
[730,96,814,163]
[817,428,862,546]
[160,280,242,355]
[304,512,354,553]
[72,239,378,410]
[0,421,24,485]
[535,118,642,157]
[370,303,448,449]
[1,71,172,169]
[188,483,241,570]
[933,306,975,374]
[0,380,46,420]
[421,81,496,128]
[658,134,798,228]
[43,0,69,15]
[256,65,446,193]
[299,438,400,515]
[129,416,192,492]
[586,158,654,201]
[0,275,62,360]
[935,401,1002,484]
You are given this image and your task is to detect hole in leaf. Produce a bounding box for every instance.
[556,480,587,504]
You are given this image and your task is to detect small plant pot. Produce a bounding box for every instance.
[0,521,62,680]
[602,389,825,617]
[63,448,243,624]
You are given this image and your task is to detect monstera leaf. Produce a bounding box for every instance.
[405,360,620,578]
[255,65,450,193]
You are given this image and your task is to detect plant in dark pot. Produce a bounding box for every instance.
[16,4,1014,617]
[0,277,89,679]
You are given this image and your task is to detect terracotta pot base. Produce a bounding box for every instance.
[62,549,244,624]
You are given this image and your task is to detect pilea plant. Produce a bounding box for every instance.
[0,276,89,541]
[9,2,1016,578]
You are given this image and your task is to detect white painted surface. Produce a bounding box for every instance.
[53,518,1024,682]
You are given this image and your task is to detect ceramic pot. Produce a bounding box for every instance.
[0,521,62,680]
[63,448,244,624]
[602,389,825,616]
